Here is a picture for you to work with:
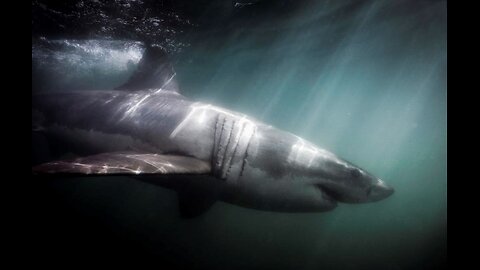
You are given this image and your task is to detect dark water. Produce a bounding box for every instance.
[31,1,446,269]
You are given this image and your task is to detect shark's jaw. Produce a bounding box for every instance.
[314,179,394,204]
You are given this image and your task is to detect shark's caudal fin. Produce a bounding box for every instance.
[32,152,210,175]
[115,44,180,93]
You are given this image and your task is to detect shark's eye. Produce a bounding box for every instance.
[350,168,361,178]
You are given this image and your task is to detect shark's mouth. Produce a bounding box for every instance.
[316,184,346,203]
[316,184,372,204]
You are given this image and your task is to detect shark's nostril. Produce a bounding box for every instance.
[366,186,373,196]
[386,186,395,196]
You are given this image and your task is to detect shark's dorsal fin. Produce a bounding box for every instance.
[115,44,179,93]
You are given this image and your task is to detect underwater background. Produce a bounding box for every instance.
[31,0,446,269]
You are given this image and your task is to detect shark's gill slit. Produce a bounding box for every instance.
[240,127,255,177]
[226,121,246,178]
[211,113,220,168]
[213,115,227,177]
[220,118,236,179]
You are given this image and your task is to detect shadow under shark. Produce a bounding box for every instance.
[32,44,394,217]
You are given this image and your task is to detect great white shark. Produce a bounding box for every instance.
[32,45,394,217]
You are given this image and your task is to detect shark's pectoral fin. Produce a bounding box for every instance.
[32,152,211,175]
[177,191,217,218]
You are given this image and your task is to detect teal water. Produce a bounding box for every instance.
[172,1,446,269]
[32,0,446,269]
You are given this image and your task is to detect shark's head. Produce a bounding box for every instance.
[297,149,395,204]
[242,125,394,212]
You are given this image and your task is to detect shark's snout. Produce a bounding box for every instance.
[367,180,394,202]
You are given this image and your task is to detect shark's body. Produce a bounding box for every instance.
[32,45,393,217]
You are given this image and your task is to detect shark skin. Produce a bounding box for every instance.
[32,45,394,217]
